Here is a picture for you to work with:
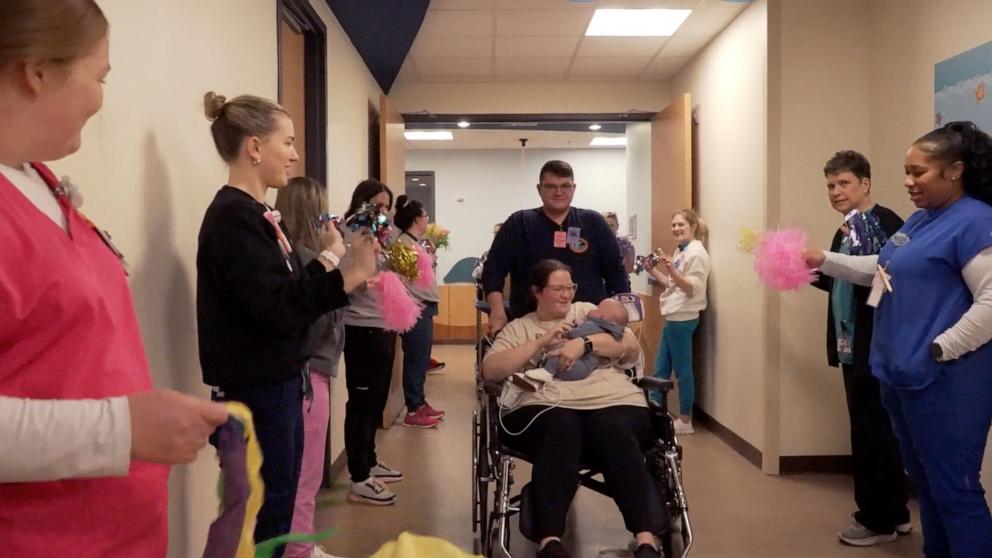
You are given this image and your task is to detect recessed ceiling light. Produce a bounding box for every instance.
[585,9,691,37]
[404,131,454,141]
[457,120,471,128]
[590,136,627,147]
[412,178,420,182]
[589,124,602,131]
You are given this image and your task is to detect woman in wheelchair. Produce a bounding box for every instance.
[481,259,665,558]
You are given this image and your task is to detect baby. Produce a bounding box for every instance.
[543,298,630,381]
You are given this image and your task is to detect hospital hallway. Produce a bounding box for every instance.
[313,345,921,558]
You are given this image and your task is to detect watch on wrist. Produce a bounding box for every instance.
[929,342,944,362]
[582,336,593,357]
[319,249,340,268]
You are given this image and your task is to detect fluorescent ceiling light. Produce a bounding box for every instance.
[590,136,627,147]
[457,120,471,128]
[585,9,691,37]
[588,124,602,131]
[404,131,454,140]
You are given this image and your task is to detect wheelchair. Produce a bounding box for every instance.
[471,295,694,558]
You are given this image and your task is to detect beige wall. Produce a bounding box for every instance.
[625,122,652,294]
[54,1,381,556]
[670,0,768,455]
[390,81,671,114]
[769,0,873,458]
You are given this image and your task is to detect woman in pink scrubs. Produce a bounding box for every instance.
[0,2,227,556]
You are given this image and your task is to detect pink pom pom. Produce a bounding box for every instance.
[753,228,816,291]
[414,243,435,290]
[376,271,422,332]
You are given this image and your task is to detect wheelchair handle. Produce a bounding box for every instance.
[635,377,675,393]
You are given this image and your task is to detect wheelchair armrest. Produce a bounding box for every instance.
[635,377,675,393]
[482,379,504,396]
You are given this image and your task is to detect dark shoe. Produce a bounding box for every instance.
[536,540,570,558]
[634,543,662,558]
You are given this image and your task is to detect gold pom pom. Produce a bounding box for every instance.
[386,244,420,281]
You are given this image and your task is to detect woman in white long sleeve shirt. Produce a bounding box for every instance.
[645,209,711,434]
[804,121,992,558]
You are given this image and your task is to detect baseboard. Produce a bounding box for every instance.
[329,449,348,483]
[692,406,763,469]
[779,455,853,475]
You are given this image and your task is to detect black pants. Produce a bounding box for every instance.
[344,325,397,482]
[501,405,664,539]
[843,364,910,533]
[212,375,304,558]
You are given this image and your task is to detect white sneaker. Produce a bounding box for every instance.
[311,546,346,558]
[370,461,404,483]
[347,477,396,506]
[673,418,694,435]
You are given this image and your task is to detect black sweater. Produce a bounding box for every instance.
[197,186,349,387]
[811,204,904,370]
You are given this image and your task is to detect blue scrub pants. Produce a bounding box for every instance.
[653,318,699,415]
[880,365,992,557]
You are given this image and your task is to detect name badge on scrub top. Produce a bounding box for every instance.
[553,231,568,248]
[866,264,893,308]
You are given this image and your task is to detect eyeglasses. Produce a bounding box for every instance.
[546,284,578,294]
[540,183,575,193]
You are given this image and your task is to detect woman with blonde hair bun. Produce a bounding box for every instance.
[197,91,377,557]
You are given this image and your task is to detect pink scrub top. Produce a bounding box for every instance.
[0,163,168,557]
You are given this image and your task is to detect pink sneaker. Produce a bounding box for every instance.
[402,408,440,428]
[420,402,445,420]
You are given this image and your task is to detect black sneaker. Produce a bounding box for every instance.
[536,540,570,558]
[634,543,662,558]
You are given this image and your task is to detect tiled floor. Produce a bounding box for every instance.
[312,345,922,557]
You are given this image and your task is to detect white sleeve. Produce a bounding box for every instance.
[818,252,878,287]
[933,246,992,361]
[0,396,132,483]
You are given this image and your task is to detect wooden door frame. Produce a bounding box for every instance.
[277,0,328,187]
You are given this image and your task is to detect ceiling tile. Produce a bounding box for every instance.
[410,36,492,58]
[496,10,594,36]
[695,0,749,10]
[597,0,698,7]
[414,56,493,78]
[674,8,739,36]
[430,0,494,9]
[569,56,652,76]
[656,34,710,57]
[496,0,598,9]
[418,10,494,37]
[576,37,667,57]
[494,57,571,78]
[641,55,688,79]
[495,35,579,57]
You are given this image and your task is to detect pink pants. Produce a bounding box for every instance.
[286,372,331,558]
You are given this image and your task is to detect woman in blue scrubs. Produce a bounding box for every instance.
[806,121,992,558]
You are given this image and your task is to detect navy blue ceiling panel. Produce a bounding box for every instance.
[324,0,429,93]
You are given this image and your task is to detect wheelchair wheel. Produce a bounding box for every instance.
[472,410,481,533]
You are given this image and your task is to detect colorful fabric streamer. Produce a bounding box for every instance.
[203,403,334,558]
[413,242,436,289]
[753,228,815,290]
[203,403,264,558]
[376,271,422,332]
[369,532,482,558]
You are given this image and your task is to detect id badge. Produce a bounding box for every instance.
[566,227,581,245]
[553,231,567,248]
[837,336,852,356]
[94,226,130,276]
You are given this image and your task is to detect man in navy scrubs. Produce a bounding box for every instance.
[482,160,629,334]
